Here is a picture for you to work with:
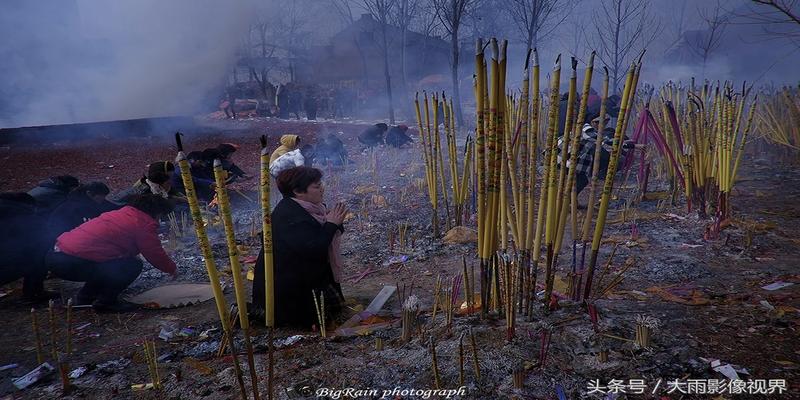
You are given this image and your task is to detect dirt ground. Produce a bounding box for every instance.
[0,116,798,400]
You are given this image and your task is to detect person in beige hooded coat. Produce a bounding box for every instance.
[270,134,301,163]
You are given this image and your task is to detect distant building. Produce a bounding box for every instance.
[304,14,450,88]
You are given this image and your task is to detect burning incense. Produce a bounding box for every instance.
[174,132,248,399]
[312,290,326,338]
[468,327,481,380]
[429,336,441,389]
[48,300,57,361]
[260,135,276,328]
[462,257,472,314]
[512,364,524,389]
[634,315,659,349]
[430,274,442,326]
[401,295,419,342]
[143,339,162,389]
[458,332,465,385]
[214,159,261,400]
[65,299,72,355]
[31,308,44,364]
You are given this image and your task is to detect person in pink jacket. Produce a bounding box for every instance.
[45,194,178,313]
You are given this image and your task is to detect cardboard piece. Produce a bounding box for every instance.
[12,363,55,390]
[335,285,397,337]
[126,284,214,309]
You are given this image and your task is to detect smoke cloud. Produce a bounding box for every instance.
[0,0,253,128]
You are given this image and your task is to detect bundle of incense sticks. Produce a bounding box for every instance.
[468,327,481,380]
[597,349,609,363]
[458,332,465,385]
[143,339,162,389]
[429,336,441,389]
[534,324,553,368]
[401,295,420,342]
[48,300,57,360]
[512,364,525,389]
[31,308,44,364]
[430,274,442,326]
[634,315,660,349]
[312,290,326,338]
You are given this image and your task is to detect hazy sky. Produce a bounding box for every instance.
[0,0,796,128]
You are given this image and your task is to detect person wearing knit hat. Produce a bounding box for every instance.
[110,161,186,206]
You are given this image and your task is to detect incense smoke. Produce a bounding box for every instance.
[0,0,253,129]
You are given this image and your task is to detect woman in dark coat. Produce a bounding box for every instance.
[252,166,348,327]
[47,182,118,244]
[0,193,56,303]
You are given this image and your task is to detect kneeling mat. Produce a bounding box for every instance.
[126,284,214,309]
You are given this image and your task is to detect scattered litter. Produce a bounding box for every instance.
[0,364,18,372]
[157,352,175,363]
[710,360,741,381]
[680,243,703,248]
[0,291,9,299]
[179,327,197,338]
[198,328,218,340]
[755,257,775,262]
[69,366,87,379]
[382,255,408,267]
[273,335,308,349]
[12,362,54,390]
[185,341,220,358]
[96,358,131,375]
[760,300,775,311]
[555,384,567,400]
[159,322,178,341]
[131,383,155,391]
[663,213,686,220]
[75,323,91,331]
[762,281,795,291]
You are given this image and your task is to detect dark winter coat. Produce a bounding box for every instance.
[0,196,49,285]
[358,123,387,147]
[386,126,414,148]
[315,134,348,165]
[252,197,343,327]
[110,178,184,206]
[27,178,74,214]
[46,193,119,245]
[171,166,215,201]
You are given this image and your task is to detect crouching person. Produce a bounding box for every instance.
[45,194,178,313]
[252,167,348,327]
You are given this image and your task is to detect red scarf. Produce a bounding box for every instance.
[291,198,343,283]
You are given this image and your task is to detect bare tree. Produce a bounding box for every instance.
[410,1,444,77]
[243,0,310,99]
[731,0,800,43]
[330,0,372,86]
[504,0,574,51]
[433,0,480,127]
[688,0,730,77]
[752,0,800,24]
[362,0,398,123]
[390,0,421,101]
[588,0,661,94]
[668,0,689,46]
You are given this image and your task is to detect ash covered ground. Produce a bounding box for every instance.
[0,116,798,399]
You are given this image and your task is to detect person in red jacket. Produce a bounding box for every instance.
[45,194,178,313]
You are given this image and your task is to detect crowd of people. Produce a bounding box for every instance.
[220,82,361,121]
[1,107,632,326]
